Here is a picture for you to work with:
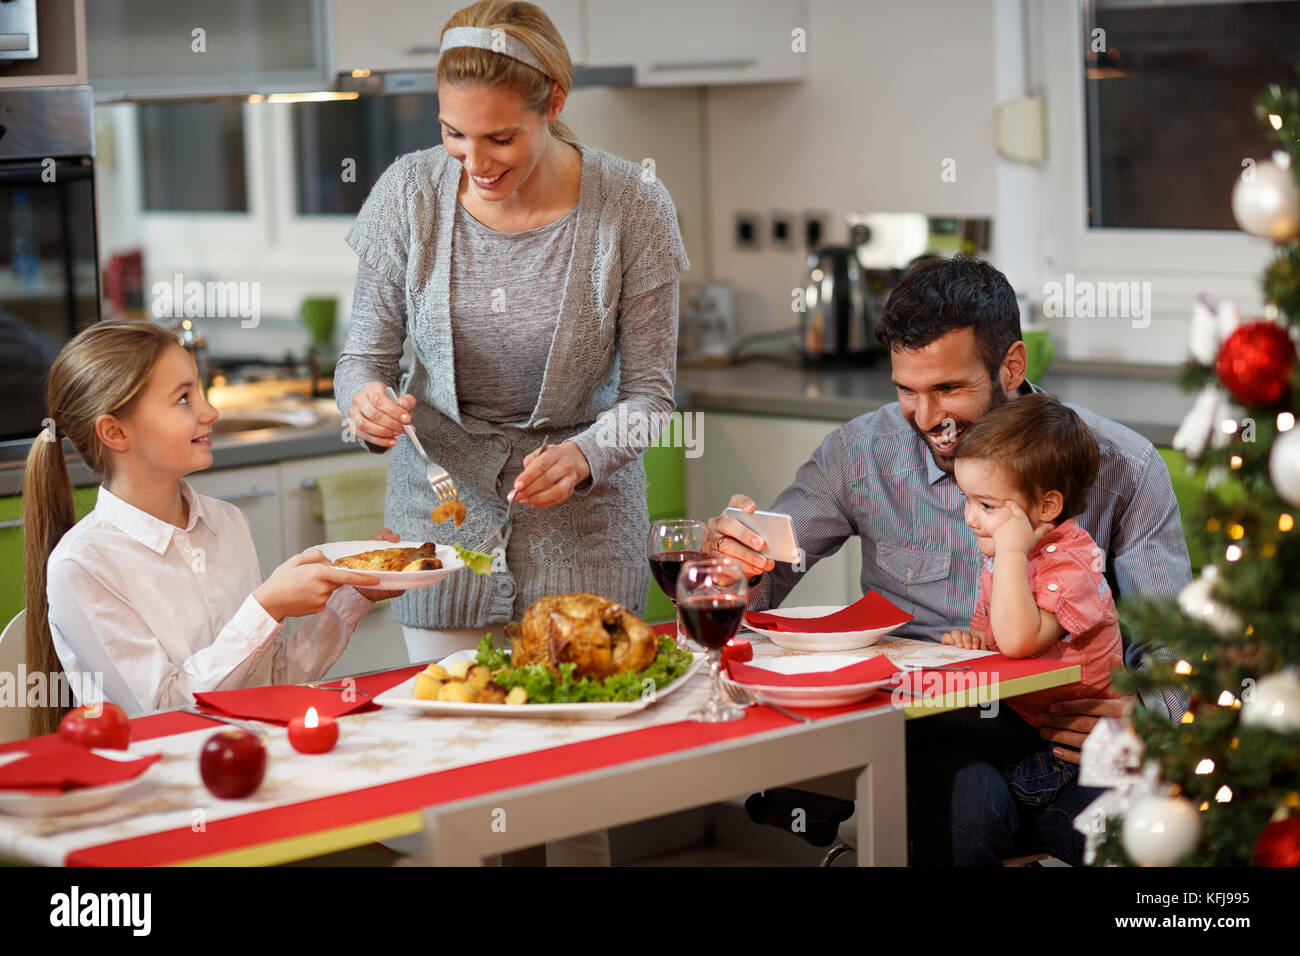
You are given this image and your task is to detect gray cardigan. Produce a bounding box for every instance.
[335,142,690,628]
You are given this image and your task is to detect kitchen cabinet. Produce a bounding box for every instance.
[331,0,585,74]
[0,0,86,90]
[684,411,854,607]
[185,465,284,577]
[585,0,807,86]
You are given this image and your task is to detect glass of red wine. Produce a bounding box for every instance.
[676,557,748,723]
[648,518,709,650]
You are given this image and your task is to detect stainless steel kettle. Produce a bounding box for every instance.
[799,246,878,366]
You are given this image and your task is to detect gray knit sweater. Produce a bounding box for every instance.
[335,142,690,628]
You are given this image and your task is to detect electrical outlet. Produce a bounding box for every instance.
[770,210,795,251]
[735,211,761,251]
[803,211,828,252]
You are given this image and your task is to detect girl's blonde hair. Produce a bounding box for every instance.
[437,1,576,142]
[22,320,180,735]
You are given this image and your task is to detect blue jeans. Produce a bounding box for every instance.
[905,706,1103,866]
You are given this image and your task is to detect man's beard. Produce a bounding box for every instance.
[908,383,1008,473]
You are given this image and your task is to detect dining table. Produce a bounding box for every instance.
[0,623,1079,867]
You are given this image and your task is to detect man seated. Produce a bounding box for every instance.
[705,256,1191,866]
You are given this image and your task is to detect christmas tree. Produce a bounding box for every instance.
[1087,67,1300,867]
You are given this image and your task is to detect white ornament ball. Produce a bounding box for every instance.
[1121,795,1202,865]
[1270,426,1300,508]
[1233,158,1300,240]
[1177,567,1241,636]
[1240,669,1300,733]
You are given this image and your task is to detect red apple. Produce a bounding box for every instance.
[199,729,267,799]
[58,701,132,750]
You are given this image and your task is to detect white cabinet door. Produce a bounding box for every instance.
[186,465,284,574]
[279,449,386,556]
[585,0,806,85]
[684,412,853,607]
[332,0,585,74]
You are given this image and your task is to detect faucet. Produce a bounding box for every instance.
[166,317,211,390]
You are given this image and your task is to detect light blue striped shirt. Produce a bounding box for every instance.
[753,381,1193,722]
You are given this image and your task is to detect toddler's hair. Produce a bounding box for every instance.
[953,392,1100,522]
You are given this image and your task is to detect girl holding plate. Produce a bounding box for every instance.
[337,0,689,662]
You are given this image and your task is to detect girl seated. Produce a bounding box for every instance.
[23,321,398,734]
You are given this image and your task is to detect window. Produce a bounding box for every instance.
[292,95,441,216]
[1083,0,1300,230]
[136,100,249,213]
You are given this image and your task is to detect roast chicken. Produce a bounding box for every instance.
[506,593,658,680]
[332,542,441,572]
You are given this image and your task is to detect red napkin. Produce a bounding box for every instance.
[727,655,899,687]
[0,741,161,792]
[192,685,375,725]
[744,591,912,633]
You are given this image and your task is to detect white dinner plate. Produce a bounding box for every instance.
[375,649,707,719]
[309,540,465,590]
[743,605,907,651]
[0,749,155,817]
[722,653,895,708]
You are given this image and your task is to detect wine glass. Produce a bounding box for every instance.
[677,557,748,723]
[648,518,708,650]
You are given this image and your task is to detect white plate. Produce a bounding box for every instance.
[375,649,707,719]
[743,605,907,651]
[723,653,894,708]
[309,540,465,590]
[0,749,155,817]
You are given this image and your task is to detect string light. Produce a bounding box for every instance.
[1281,514,1295,532]
[1182,711,1196,724]
[1269,113,1284,129]
[1195,758,1215,774]
[1207,518,1222,533]
[1176,660,1193,675]
[1228,523,1245,540]
[1225,545,1242,561]
[1230,737,1240,749]
[1230,455,1243,469]
[1221,419,1238,435]
[1280,412,1296,432]
[1199,801,1211,812]
[1218,691,1237,706]
[1215,786,1233,803]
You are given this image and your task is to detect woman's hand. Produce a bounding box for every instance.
[941,628,987,650]
[512,441,591,508]
[254,551,381,622]
[354,528,405,602]
[347,381,416,449]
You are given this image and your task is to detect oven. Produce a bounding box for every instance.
[0,85,100,445]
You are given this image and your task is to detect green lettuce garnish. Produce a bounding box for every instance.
[453,543,494,575]
[474,634,694,704]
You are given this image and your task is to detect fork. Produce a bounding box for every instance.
[306,682,373,699]
[384,385,459,505]
[179,707,265,736]
[721,680,813,724]
[476,437,547,553]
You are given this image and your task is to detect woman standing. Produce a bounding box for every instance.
[336,1,689,662]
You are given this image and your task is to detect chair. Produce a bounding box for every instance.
[0,609,28,745]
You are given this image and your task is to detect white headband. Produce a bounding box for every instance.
[439,26,555,81]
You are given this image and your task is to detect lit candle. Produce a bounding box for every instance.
[287,707,338,754]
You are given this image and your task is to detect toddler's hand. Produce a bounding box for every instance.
[991,499,1043,554]
[942,628,985,650]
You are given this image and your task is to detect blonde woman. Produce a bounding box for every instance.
[23,321,399,733]
[338,0,690,663]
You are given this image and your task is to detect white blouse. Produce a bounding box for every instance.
[47,481,372,715]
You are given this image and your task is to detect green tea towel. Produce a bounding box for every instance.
[314,467,390,543]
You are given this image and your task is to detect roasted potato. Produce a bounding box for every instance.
[506,686,528,706]
[423,663,449,680]
[445,660,473,681]
[478,683,508,704]
[437,681,478,703]
[465,664,493,691]
[414,672,443,700]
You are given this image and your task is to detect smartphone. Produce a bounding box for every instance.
[724,507,800,564]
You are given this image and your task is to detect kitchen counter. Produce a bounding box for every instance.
[674,357,1191,446]
[1,358,1193,498]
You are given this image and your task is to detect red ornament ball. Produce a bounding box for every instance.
[1215,322,1297,406]
[1253,815,1300,867]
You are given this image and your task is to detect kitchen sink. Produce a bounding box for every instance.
[210,408,322,435]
